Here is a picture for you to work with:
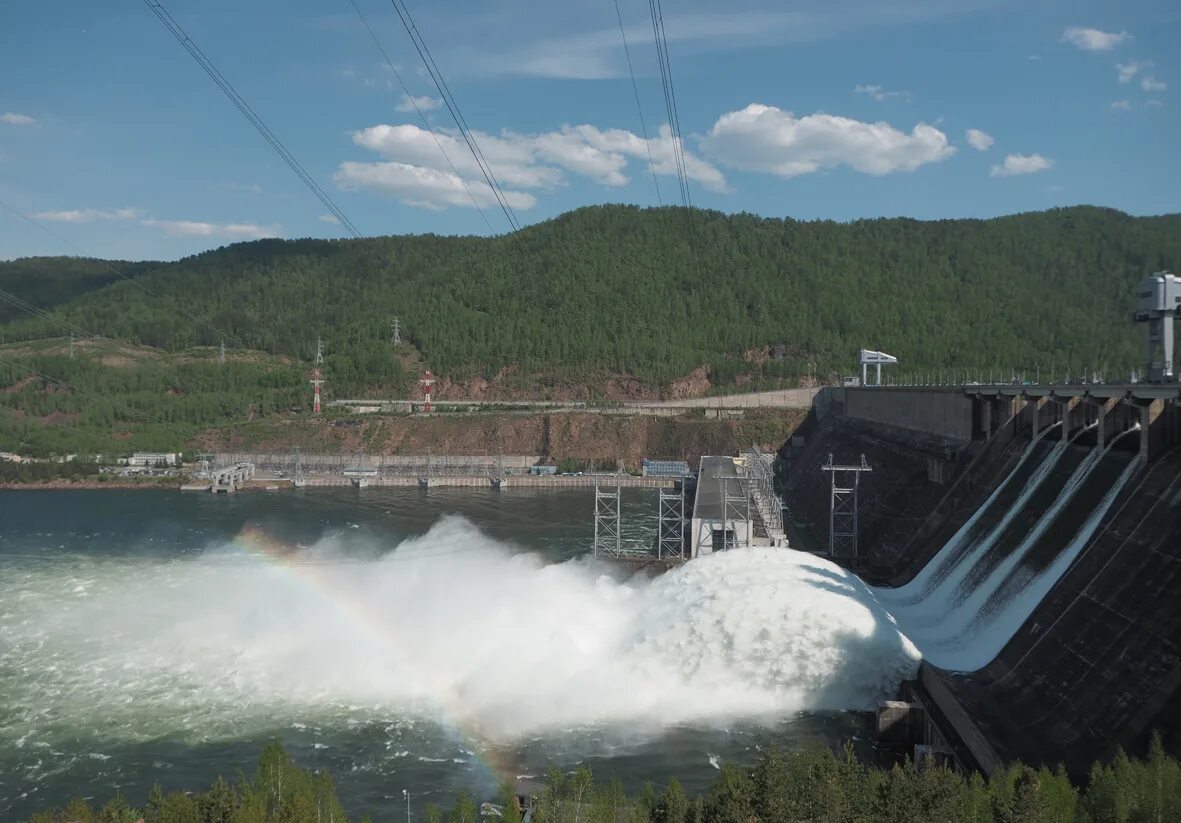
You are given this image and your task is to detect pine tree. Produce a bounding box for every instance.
[653,779,688,823]
[198,774,238,823]
[702,764,754,823]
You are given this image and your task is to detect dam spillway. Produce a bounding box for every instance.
[780,382,1181,774]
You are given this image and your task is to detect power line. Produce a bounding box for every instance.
[384,0,522,232]
[0,287,92,340]
[647,0,692,211]
[645,0,704,282]
[0,199,259,416]
[142,0,363,238]
[612,0,662,206]
[346,0,495,233]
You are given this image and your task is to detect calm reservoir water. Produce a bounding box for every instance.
[0,488,884,821]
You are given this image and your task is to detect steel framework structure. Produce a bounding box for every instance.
[658,486,685,560]
[747,445,784,540]
[593,486,622,558]
[719,473,751,550]
[820,453,872,559]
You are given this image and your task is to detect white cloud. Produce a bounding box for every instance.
[965,128,994,151]
[1141,75,1167,92]
[337,120,726,211]
[318,214,341,224]
[474,6,1001,80]
[140,219,282,239]
[854,84,909,102]
[1,112,36,126]
[1110,100,1133,111]
[395,94,442,113]
[990,153,1053,178]
[34,207,141,223]
[1146,100,1164,109]
[700,103,954,179]
[1117,60,1149,83]
[336,161,537,211]
[1061,27,1131,51]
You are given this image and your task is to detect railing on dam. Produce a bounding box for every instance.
[824,382,1179,463]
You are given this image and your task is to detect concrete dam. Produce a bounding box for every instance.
[778,381,1181,775]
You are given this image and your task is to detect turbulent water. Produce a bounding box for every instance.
[0,488,905,820]
[1,443,1139,819]
[875,435,1140,671]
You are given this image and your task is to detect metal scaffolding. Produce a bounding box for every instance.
[658,486,685,560]
[593,486,622,558]
[820,453,873,559]
[719,474,751,550]
[747,445,785,542]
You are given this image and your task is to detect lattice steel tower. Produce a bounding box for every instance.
[309,337,325,414]
[593,485,622,558]
[658,485,685,560]
[820,453,873,559]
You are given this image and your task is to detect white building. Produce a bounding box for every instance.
[126,452,181,468]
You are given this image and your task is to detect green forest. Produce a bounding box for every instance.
[25,738,1181,823]
[1,205,1178,455]
[3,205,1178,385]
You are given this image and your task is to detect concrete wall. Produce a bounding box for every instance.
[843,388,974,442]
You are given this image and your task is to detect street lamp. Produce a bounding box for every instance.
[402,789,410,823]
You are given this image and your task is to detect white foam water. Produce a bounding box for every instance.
[0,517,919,752]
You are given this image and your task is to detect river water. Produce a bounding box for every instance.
[0,488,912,821]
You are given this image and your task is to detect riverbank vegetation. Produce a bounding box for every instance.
[25,736,1181,823]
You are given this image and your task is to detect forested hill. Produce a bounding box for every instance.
[3,205,1179,394]
[0,256,156,324]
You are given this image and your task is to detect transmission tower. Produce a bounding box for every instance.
[391,317,402,346]
[309,337,325,414]
[219,340,226,364]
[820,453,873,559]
[420,370,436,413]
[593,485,622,558]
[69,332,75,359]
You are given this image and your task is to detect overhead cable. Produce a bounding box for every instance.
[647,0,692,211]
[384,0,521,232]
[612,0,663,205]
[346,0,495,232]
[142,0,363,238]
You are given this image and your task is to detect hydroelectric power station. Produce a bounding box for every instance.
[775,271,1181,776]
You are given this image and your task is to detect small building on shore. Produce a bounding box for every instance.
[124,452,181,468]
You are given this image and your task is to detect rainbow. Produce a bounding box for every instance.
[230,524,521,789]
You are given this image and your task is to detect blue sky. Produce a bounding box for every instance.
[0,0,1178,261]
